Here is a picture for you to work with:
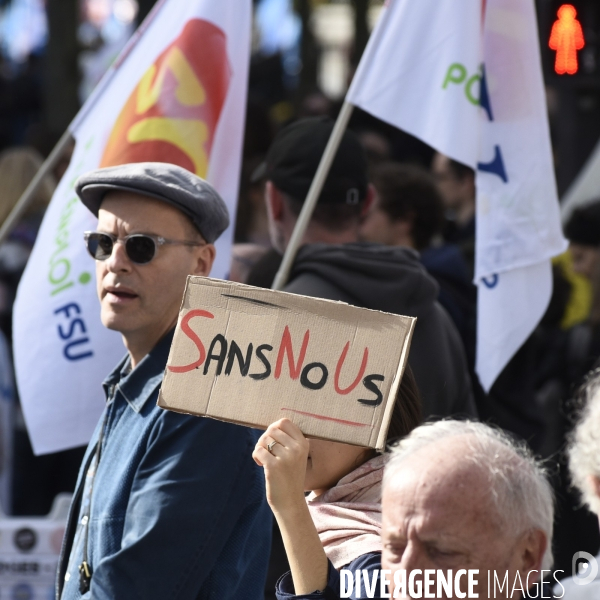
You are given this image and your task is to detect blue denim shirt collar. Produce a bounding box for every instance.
[102,329,174,413]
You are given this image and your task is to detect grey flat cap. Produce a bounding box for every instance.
[75,162,230,243]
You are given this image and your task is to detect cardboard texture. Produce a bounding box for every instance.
[158,277,416,451]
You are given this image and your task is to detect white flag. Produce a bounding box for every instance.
[347,0,567,391]
[13,0,251,454]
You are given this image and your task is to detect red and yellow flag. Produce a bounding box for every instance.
[14,0,251,454]
[101,19,231,176]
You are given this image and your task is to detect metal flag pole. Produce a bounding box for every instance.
[271,100,355,291]
[0,129,74,247]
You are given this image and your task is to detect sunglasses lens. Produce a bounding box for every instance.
[86,233,114,260]
[125,236,156,264]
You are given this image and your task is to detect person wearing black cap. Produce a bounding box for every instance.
[57,163,271,600]
[254,117,476,420]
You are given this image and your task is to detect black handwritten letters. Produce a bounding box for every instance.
[168,309,385,406]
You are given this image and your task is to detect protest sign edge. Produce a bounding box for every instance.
[375,316,416,452]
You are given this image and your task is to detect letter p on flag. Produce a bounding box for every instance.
[13,0,252,454]
[346,0,567,391]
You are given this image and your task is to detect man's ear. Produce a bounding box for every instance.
[392,218,415,246]
[591,475,600,499]
[514,529,547,584]
[192,243,216,277]
[265,181,284,223]
[360,184,377,218]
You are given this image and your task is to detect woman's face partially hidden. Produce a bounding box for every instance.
[304,438,373,496]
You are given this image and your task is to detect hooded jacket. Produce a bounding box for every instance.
[285,243,476,419]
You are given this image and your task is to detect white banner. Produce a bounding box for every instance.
[347,0,482,167]
[13,0,251,454]
[347,0,567,390]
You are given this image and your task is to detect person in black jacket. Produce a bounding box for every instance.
[253,116,476,421]
[359,161,476,367]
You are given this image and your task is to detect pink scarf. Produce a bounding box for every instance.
[307,454,385,570]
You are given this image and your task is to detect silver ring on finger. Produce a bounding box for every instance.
[267,440,280,455]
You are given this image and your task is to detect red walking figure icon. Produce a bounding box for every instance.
[549,4,585,75]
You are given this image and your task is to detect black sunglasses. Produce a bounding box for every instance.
[84,231,204,265]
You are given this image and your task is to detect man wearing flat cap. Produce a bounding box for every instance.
[57,163,271,600]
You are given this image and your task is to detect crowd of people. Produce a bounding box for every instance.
[0,99,599,599]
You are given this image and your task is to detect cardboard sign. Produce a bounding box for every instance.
[158,277,416,450]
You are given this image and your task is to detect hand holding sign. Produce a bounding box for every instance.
[254,417,332,596]
[158,277,416,451]
[253,419,310,514]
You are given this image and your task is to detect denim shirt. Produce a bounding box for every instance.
[57,330,272,600]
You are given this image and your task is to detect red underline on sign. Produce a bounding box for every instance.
[281,408,370,428]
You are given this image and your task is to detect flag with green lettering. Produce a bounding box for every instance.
[13,0,251,453]
[346,0,567,390]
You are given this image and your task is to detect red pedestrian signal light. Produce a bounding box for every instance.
[549,4,585,75]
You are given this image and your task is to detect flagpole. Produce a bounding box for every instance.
[0,129,74,246]
[271,100,355,291]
